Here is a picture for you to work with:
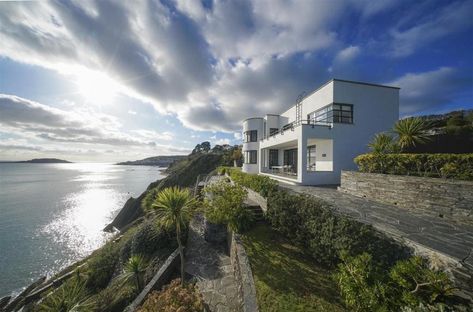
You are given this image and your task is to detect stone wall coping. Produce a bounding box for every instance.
[229,231,259,312]
[341,170,473,186]
[124,248,180,312]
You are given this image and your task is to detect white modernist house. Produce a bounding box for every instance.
[242,79,399,185]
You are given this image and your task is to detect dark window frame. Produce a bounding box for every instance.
[307,145,316,171]
[244,130,258,142]
[308,103,354,125]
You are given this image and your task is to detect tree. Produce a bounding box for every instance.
[204,181,252,232]
[120,255,147,290]
[200,141,211,153]
[191,143,201,154]
[150,187,197,286]
[368,133,399,154]
[231,146,243,167]
[393,118,431,150]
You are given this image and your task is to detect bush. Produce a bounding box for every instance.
[204,180,254,232]
[129,221,175,257]
[85,244,121,291]
[354,153,473,180]
[225,167,278,197]
[334,253,457,311]
[137,279,204,312]
[266,190,408,267]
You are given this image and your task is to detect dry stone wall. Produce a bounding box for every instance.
[339,171,473,222]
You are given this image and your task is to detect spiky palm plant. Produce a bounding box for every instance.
[368,133,398,154]
[120,255,147,290]
[149,187,197,286]
[393,118,431,150]
[39,279,91,312]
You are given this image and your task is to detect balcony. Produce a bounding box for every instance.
[262,120,331,142]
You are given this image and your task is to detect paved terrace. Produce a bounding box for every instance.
[279,184,473,270]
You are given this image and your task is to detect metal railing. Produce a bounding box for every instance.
[263,119,332,140]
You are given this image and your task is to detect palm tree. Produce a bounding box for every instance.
[40,278,91,312]
[120,255,147,290]
[150,187,196,286]
[368,133,399,154]
[392,117,431,150]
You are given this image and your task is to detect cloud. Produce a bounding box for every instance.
[0,94,156,146]
[385,0,473,57]
[388,67,473,114]
[0,0,471,134]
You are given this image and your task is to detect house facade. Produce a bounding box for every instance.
[242,79,400,185]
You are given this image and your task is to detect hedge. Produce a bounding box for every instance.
[222,166,278,197]
[354,153,473,181]
[266,189,409,268]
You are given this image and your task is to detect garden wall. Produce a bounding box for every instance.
[339,171,473,221]
[228,231,259,312]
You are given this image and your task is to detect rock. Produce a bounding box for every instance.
[3,276,45,312]
[0,296,11,310]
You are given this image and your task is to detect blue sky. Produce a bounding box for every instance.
[0,0,472,161]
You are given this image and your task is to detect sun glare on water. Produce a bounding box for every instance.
[75,69,120,104]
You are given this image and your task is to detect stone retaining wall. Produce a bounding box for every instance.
[124,248,180,312]
[245,188,267,213]
[339,171,473,221]
[228,231,259,312]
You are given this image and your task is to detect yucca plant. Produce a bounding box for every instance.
[368,133,399,154]
[120,255,147,290]
[149,187,197,286]
[393,118,431,151]
[39,278,91,312]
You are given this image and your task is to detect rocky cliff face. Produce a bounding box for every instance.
[105,153,224,231]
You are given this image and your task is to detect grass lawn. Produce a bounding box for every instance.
[241,223,346,312]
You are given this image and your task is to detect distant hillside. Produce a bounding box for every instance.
[406,109,473,154]
[0,158,72,163]
[116,155,187,167]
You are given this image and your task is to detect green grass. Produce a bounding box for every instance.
[241,224,346,312]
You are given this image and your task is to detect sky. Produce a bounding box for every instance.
[0,0,472,162]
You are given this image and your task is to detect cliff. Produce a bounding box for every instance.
[105,153,224,231]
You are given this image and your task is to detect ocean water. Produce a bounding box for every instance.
[0,163,164,297]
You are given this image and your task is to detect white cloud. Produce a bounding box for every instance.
[388,67,473,114]
[386,0,473,57]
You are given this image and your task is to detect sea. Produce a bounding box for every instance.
[0,163,165,297]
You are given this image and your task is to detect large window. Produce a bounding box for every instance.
[244,130,258,142]
[308,103,353,125]
[307,145,316,171]
[244,150,257,164]
[269,149,279,168]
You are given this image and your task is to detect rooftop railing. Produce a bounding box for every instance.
[263,119,332,140]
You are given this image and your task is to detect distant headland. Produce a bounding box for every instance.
[116,155,186,166]
[0,158,72,164]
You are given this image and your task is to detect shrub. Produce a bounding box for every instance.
[137,279,204,312]
[226,167,278,197]
[334,253,456,311]
[354,153,473,180]
[39,278,91,312]
[85,244,121,291]
[89,280,136,312]
[204,180,254,232]
[266,190,408,267]
[129,221,176,257]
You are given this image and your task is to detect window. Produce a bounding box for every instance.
[308,103,353,125]
[269,128,279,136]
[269,149,278,168]
[244,130,258,142]
[244,150,257,164]
[307,145,316,171]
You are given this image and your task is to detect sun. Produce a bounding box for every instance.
[74,69,119,104]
